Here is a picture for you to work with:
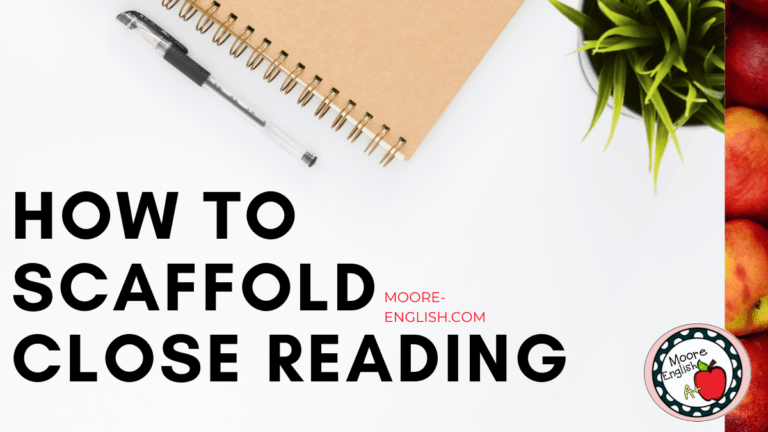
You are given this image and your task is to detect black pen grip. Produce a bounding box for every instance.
[163,46,211,86]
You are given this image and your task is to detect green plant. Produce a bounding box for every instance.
[550,0,725,191]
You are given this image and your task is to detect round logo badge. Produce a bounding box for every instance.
[644,324,751,421]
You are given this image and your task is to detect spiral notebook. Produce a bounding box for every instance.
[158,0,526,166]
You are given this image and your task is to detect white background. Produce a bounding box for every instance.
[0,0,723,430]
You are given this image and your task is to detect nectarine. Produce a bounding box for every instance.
[726,107,768,227]
[726,332,768,431]
[726,220,768,336]
[733,0,768,19]
[727,12,768,112]
[726,0,735,31]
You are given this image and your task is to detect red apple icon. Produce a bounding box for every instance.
[693,360,727,401]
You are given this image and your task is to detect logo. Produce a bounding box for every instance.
[644,324,751,421]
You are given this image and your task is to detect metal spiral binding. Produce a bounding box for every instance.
[195,2,219,34]
[315,88,339,119]
[348,113,372,142]
[264,51,287,83]
[179,0,198,21]
[298,76,321,107]
[332,101,355,131]
[159,0,408,166]
[365,125,390,154]
[212,13,236,45]
[230,26,253,58]
[246,39,271,70]
[380,138,406,167]
[281,64,305,95]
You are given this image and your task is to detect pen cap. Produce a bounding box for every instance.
[117,12,174,56]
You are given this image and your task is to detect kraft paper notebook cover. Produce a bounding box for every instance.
[159,0,527,165]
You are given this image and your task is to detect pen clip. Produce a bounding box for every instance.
[123,10,189,54]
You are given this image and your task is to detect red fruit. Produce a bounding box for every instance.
[726,0,734,31]
[725,107,768,226]
[694,366,727,401]
[726,333,768,431]
[733,0,768,18]
[727,12,768,112]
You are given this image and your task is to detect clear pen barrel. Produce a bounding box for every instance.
[202,77,316,166]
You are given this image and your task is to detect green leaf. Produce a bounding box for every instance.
[633,51,658,75]
[630,0,655,24]
[549,0,604,40]
[675,103,703,131]
[584,54,616,141]
[645,42,680,103]
[685,81,697,118]
[659,0,688,56]
[689,69,726,116]
[654,120,669,194]
[705,73,724,87]
[594,25,662,52]
[709,96,725,114]
[692,7,721,25]
[605,52,627,150]
[699,0,726,9]
[661,82,707,104]
[668,78,690,87]
[691,17,717,43]
[633,58,682,163]
[675,101,702,129]
[639,83,656,172]
[698,360,708,371]
[601,0,642,18]
[694,104,725,132]
[705,46,722,73]
[598,1,642,26]
[643,85,678,145]
[658,25,672,51]
[693,81,725,99]
[673,55,688,73]
[570,40,599,55]
[702,46,716,73]
[690,45,725,70]
[595,37,661,52]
